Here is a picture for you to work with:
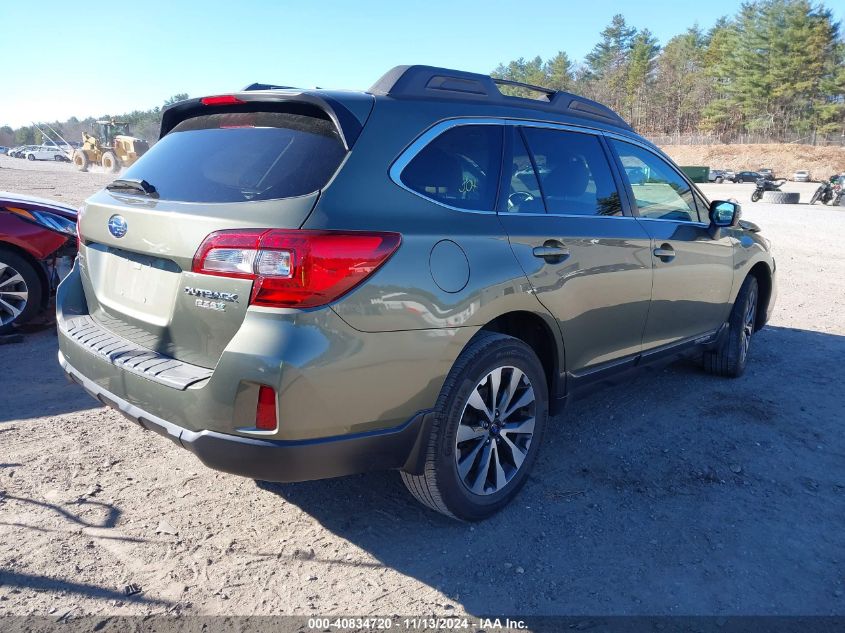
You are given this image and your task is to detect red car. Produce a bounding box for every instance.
[0,192,77,333]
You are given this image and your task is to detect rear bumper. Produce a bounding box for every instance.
[57,261,473,441]
[60,351,433,482]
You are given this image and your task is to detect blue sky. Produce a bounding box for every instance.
[2,0,841,128]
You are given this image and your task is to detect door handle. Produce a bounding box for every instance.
[533,241,570,263]
[653,243,676,262]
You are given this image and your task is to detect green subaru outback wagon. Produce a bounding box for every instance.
[57,66,776,520]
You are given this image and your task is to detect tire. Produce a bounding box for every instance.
[401,332,549,521]
[26,153,35,161]
[101,150,120,173]
[0,247,44,334]
[715,177,723,184]
[810,188,823,205]
[73,150,89,172]
[762,191,800,204]
[751,191,762,202]
[53,154,64,162]
[702,275,759,378]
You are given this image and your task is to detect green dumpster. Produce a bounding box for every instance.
[680,166,709,183]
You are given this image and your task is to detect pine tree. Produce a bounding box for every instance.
[652,26,710,135]
[701,17,742,136]
[585,14,637,77]
[543,52,575,91]
[625,29,660,128]
[489,0,844,141]
[583,15,637,113]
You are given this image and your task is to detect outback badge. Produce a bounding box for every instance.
[184,287,239,312]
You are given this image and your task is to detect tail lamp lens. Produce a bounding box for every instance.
[203,247,257,275]
[256,250,292,277]
[192,229,401,308]
[255,385,277,431]
[200,95,246,106]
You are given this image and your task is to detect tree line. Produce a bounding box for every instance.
[0,94,189,149]
[4,1,842,150]
[492,0,845,143]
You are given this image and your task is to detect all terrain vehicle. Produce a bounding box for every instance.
[751,177,787,202]
[57,66,776,520]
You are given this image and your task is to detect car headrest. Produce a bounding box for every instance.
[544,155,590,199]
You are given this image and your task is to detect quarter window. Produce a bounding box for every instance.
[611,140,700,222]
[401,125,503,211]
[692,189,710,221]
[521,128,623,216]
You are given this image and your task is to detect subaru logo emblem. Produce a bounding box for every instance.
[108,215,128,238]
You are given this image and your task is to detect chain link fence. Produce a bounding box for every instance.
[646,132,845,146]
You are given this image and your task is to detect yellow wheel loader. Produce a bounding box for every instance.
[72,119,149,173]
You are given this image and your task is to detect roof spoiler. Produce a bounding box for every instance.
[159,91,374,150]
[242,82,299,91]
[369,65,631,130]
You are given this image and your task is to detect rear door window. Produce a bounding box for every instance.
[120,111,346,203]
[521,128,623,216]
[401,125,503,211]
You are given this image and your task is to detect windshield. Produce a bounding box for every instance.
[120,111,346,203]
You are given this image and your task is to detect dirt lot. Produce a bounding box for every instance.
[662,143,845,182]
[1,156,844,617]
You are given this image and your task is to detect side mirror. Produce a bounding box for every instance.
[708,200,740,239]
[709,200,740,226]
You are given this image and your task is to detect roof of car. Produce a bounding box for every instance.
[166,65,637,147]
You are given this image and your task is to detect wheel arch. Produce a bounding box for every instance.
[748,261,772,331]
[476,310,565,406]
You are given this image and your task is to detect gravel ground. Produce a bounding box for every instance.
[1,155,844,617]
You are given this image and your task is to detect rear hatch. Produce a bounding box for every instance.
[76,97,370,369]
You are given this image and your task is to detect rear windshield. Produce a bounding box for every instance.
[120,111,346,203]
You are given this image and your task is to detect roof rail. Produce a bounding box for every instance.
[491,78,556,99]
[369,65,631,130]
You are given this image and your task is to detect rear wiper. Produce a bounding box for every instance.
[106,178,159,198]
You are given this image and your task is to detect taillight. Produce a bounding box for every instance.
[192,229,401,308]
[200,95,245,106]
[256,385,277,431]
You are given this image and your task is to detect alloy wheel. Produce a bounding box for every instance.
[739,285,757,362]
[0,261,29,327]
[454,366,536,496]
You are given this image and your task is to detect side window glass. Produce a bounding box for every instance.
[521,128,622,216]
[692,190,709,222]
[504,130,544,213]
[401,125,503,211]
[611,140,699,222]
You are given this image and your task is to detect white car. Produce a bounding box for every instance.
[24,145,70,162]
[793,170,811,182]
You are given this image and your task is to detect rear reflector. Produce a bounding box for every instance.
[200,95,246,106]
[256,386,277,431]
[192,229,401,308]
